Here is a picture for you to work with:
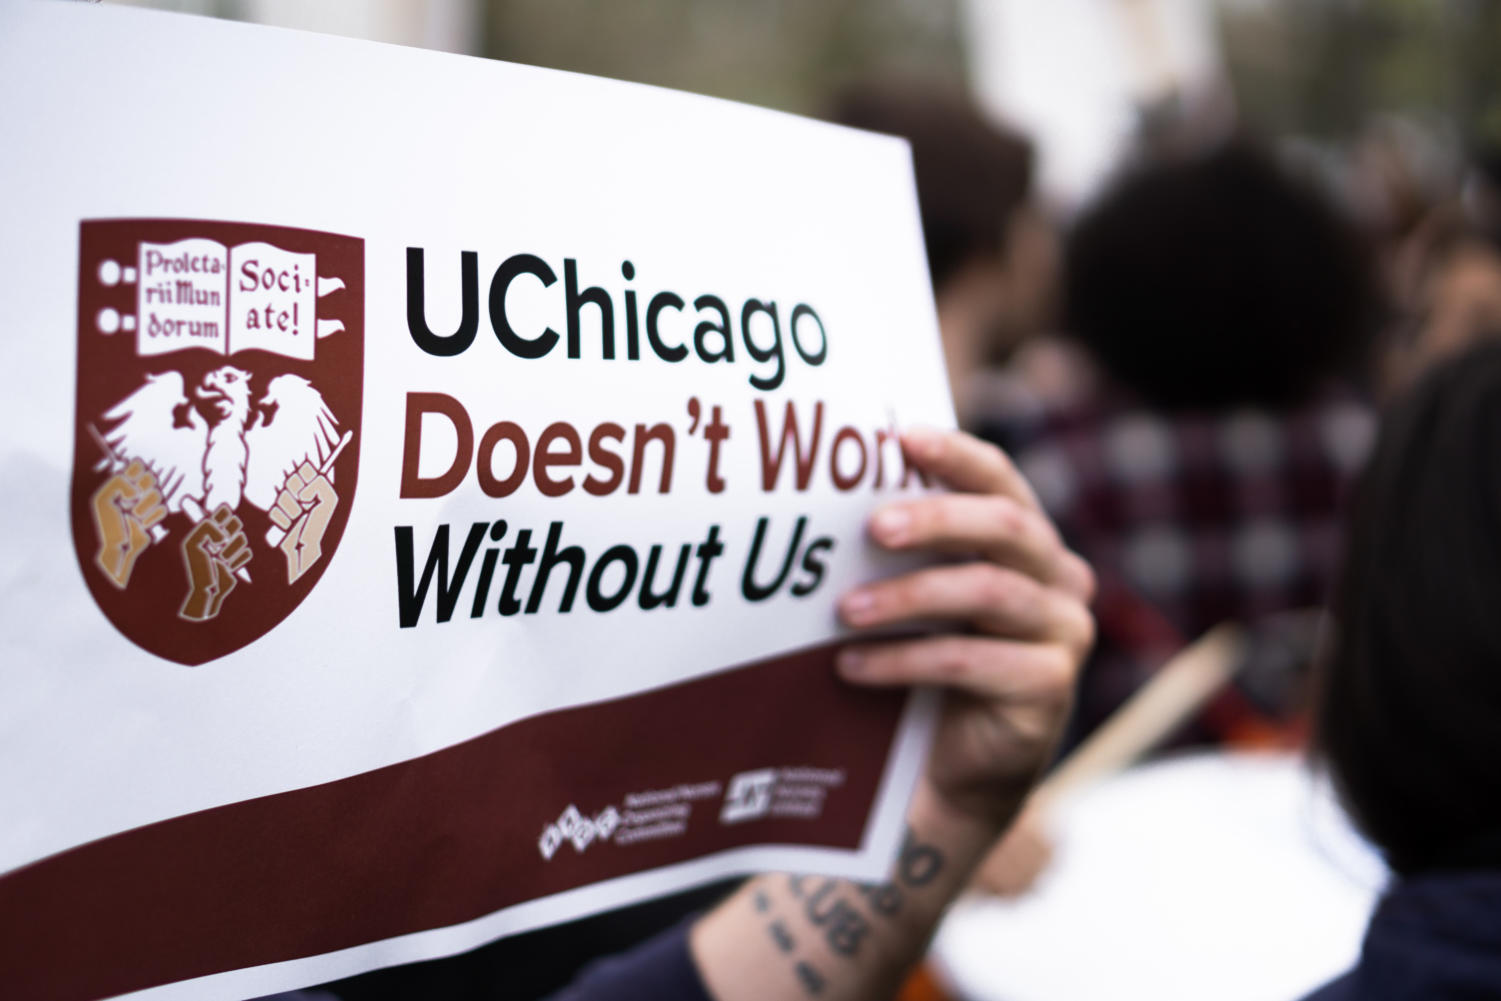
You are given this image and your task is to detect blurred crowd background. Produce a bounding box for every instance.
[109,0,1501,203]
[101,1,1501,999]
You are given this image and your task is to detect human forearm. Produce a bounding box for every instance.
[689,781,1009,1001]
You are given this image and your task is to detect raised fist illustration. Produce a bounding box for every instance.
[268,460,338,583]
[91,459,167,589]
[179,504,252,622]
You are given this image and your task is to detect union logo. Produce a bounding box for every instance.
[71,219,364,665]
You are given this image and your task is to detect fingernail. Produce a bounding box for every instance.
[837,649,867,677]
[870,507,910,545]
[903,426,942,459]
[840,590,877,624]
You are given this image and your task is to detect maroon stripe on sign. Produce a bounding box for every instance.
[0,641,907,1001]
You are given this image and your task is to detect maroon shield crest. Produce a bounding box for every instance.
[72,219,364,666]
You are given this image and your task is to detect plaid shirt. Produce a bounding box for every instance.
[980,384,1375,747]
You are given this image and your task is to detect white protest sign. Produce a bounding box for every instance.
[0,4,954,999]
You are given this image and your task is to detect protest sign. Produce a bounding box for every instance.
[0,3,954,998]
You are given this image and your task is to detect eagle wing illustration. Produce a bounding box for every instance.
[100,371,208,514]
[242,374,343,512]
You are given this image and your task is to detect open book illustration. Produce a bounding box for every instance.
[131,238,345,360]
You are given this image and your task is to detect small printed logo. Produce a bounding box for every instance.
[719,768,777,825]
[72,219,364,666]
[539,804,622,860]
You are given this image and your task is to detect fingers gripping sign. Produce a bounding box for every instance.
[179,505,253,622]
[836,428,1096,824]
[267,460,339,584]
[90,459,167,589]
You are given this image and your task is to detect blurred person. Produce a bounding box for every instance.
[1302,339,1501,1000]
[1386,217,1501,394]
[830,81,1055,426]
[971,141,1382,895]
[1346,117,1460,256]
[1382,149,1501,397]
[987,140,1381,751]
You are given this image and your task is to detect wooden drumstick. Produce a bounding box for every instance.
[1035,622,1249,810]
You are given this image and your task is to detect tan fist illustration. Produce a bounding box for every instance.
[91,460,167,589]
[268,460,338,584]
[179,504,252,622]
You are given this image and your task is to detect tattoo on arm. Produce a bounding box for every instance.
[798,879,872,957]
[768,919,795,953]
[764,827,949,974]
[855,880,903,918]
[794,960,827,995]
[758,889,824,995]
[749,826,949,1000]
[897,828,945,888]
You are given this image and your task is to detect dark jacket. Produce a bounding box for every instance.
[544,920,708,1001]
[1302,871,1501,1001]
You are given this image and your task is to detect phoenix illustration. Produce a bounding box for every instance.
[98,364,344,520]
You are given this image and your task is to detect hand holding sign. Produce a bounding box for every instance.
[835,427,1095,827]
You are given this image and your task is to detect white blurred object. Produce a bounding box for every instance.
[104,0,480,54]
[932,752,1385,1001]
[962,0,1224,204]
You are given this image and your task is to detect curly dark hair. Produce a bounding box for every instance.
[1063,142,1380,410]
